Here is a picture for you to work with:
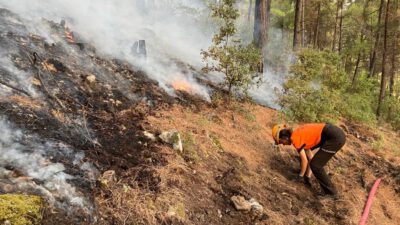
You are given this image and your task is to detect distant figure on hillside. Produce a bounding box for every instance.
[272,123,346,199]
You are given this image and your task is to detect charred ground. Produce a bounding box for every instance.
[0,7,400,225]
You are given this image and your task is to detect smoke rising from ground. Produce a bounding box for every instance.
[249,28,293,109]
[0,0,290,106]
[0,0,214,100]
[0,117,97,212]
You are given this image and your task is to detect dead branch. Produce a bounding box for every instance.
[25,51,66,110]
[0,78,32,97]
[36,66,66,109]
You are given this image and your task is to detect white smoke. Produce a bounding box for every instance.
[0,0,214,100]
[0,55,38,97]
[0,0,291,106]
[0,117,98,212]
[249,28,293,109]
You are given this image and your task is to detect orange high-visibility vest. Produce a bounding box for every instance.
[291,123,325,151]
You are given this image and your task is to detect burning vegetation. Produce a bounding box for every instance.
[0,2,400,225]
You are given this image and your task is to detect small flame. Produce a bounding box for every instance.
[64,29,75,43]
[171,80,194,93]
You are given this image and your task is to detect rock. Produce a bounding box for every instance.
[86,74,96,83]
[98,170,116,187]
[249,198,263,215]
[115,100,122,106]
[231,195,252,211]
[231,196,264,214]
[143,131,156,141]
[217,209,222,218]
[159,131,183,153]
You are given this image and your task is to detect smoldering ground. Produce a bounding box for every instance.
[0,117,98,213]
[0,0,214,100]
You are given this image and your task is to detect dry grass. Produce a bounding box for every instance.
[1,95,44,110]
[95,100,400,225]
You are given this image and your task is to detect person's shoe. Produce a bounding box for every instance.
[317,193,340,201]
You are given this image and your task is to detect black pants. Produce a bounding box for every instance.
[310,124,346,196]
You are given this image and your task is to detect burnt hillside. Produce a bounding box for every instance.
[0,7,400,225]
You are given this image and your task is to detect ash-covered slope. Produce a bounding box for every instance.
[1,5,400,225]
[0,7,187,224]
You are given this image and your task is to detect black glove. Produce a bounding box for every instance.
[291,174,304,182]
[303,176,312,187]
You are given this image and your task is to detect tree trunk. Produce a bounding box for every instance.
[248,0,253,21]
[338,0,344,53]
[293,0,302,50]
[352,34,365,87]
[389,35,397,97]
[352,54,361,87]
[253,0,271,49]
[369,0,385,78]
[332,0,340,51]
[376,0,390,117]
[313,2,321,48]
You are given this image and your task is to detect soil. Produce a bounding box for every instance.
[0,7,400,225]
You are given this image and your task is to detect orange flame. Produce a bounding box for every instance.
[171,80,194,93]
[64,30,75,43]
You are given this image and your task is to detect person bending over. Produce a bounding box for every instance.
[272,123,346,198]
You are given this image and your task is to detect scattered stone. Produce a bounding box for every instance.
[98,170,116,187]
[143,131,156,141]
[115,100,122,106]
[86,74,96,83]
[159,130,183,153]
[231,195,252,211]
[249,198,263,215]
[217,209,222,218]
[231,195,264,215]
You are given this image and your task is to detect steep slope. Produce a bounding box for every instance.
[0,7,400,225]
[136,101,400,225]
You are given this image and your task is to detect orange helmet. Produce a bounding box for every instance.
[272,124,287,144]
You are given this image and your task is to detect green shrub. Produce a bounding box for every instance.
[340,92,376,124]
[279,49,348,122]
[382,95,400,131]
[371,133,384,152]
[202,0,262,97]
[0,194,44,225]
[279,48,383,125]
[181,132,201,163]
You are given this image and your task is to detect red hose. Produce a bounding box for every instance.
[359,178,382,225]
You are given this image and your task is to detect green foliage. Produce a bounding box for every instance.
[182,132,201,163]
[202,0,262,97]
[340,92,376,124]
[279,48,384,123]
[270,0,294,29]
[0,194,44,225]
[340,72,378,123]
[279,48,381,124]
[382,95,400,131]
[210,91,225,107]
[279,49,348,122]
[371,132,384,152]
[233,104,256,122]
[209,132,224,152]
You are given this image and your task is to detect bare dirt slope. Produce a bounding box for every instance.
[1,7,400,225]
[137,101,400,225]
